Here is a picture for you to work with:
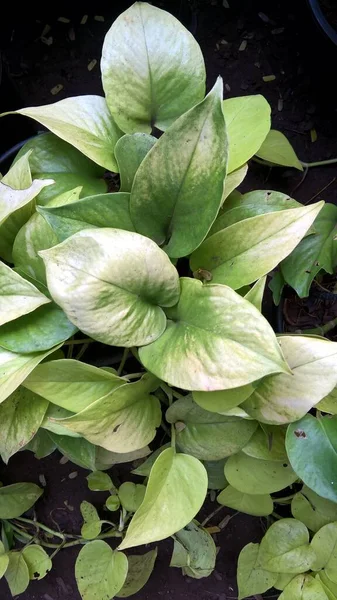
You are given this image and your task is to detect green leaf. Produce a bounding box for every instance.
[13,133,107,205]
[75,541,128,600]
[106,496,120,512]
[4,96,122,171]
[119,447,207,550]
[269,270,285,306]
[53,373,161,453]
[225,452,297,494]
[244,276,266,311]
[286,414,337,503]
[0,482,42,518]
[101,2,205,133]
[0,261,50,326]
[22,545,52,580]
[281,203,337,297]
[258,519,315,573]
[221,164,248,206]
[274,573,297,591]
[130,78,227,257]
[0,344,62,405]
[292,486,337,533]
[203,459,228,490]
[87,471,113,492]
[12,187,82,284]
[139,278,288,391]
[80,501,102,540]
[23,359,125,412]
[41,228,180,347]
[0,387,48,463]
[41,405,79,438]
[24,429,56,459]
[237,543,277,600]
[0,544,9,579]
[317,571,337,600]
[38,192,135,242]
[190,201,323,288]
[256,129,303,170]
[5,552,29,596]
[170,521,216,579]
[0,303,77,353]
[2,151,32,189]
[317,388,337,414]
[118,482,146,513]
[166,395,257,460]
[242,424,287,462]
[223,95,271,173]
[117,549,157,597]
[217,485,273,516]
[193,383,255,414]
[132,444,171,477]
[279,574,329,599]
[209,189,301,236]
[115,134,157,192]
[311,522,337,574]
[243,335,337,424]
[48,434,98,471]
[96,446,151,469]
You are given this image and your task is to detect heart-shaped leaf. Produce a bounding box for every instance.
[130,78,227,258]
[119,447,207,549]
[170,521,216,579]
[139,278,288,391]
[22,545,52,580]
[311,522,337,574]
[0,387,48,463]
[217,485,273,516]
[243,336,337,424]
[0,262,50,326]
[75,541,128,600]
[3,96,123,171]
[118,482,146,513]
[279,574,329,599]
[0,483,43,518]
[166,396,257,460]
[101,2,205,133]
[87,471,113,492]
[237,543,277,600]
[292,486,337,533]
[256,129,303,170]
[193,383,255,414]
[38,192,135,242]
[80,501,103,540]
[242,424,287,462]
[41,228,180,347]
[117,549,157,597]
[258,519,315,573]
[190,201,323,288]
[286,414,337,503]
[115,134,157,192]
[225,452,297,494]
[5,552,29,596]
[223,95,271,173]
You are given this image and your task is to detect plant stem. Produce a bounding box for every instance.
[75,343,89,361]
[301,158,337,168]
[122,372,143,380]
[302,316,337,336]
[273,493,296,503]
[14,517,65,541]
[63,338,93,346]
[172,389,185,400]
[272,511,283,520]
[201,504,226,527]
[117,348,129,375]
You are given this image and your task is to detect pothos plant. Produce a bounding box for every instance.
[1,3,337,599]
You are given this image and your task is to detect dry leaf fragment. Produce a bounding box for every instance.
[239,40,247,51]
[263,75,276,82]
[80,15,88,25]
[88,59,97,72]
[94,15,104,22]
[51,84,63,95]
[68,471,78,479]
[311,129,317,143]
[58,17,70,23]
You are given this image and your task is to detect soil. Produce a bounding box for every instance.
[1,0,337,598]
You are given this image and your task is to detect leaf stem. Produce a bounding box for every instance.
[63,338,93,346]
[117,348,129,375]
[301,316,337,336]
[273,493,296,503]
[14,517,65,541]
[301,158,337,168]
[122,372,143,380]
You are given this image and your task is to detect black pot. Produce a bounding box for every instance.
[307,0,337,47]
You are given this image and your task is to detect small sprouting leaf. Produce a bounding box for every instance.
[130,78,227,258]
[190,201,323,289]
[3,96,123,171]
[258,519,315,573]
[225,452,297,495]
[87,471,113,492]
[23,359,124,413]
[165,396,257,460]
[5,552,29,596]
[117,549,157,597]
[170,521,216,579]
[193,384,254,415]
[0,262,50,326]
[279,574,329,599]
[106,496,120,512]
[119,448,207,550]
[243,336,337,424]
[38,192,135,243]
[217,485,273,517]
[40,228,180,347]
[292,487,337,533]
[75,541,128,600]
[139,278,287,391]
[0,387,49,463]
[80,501,102,540]
[256,129,303,170]
[286,414,337,503]
[22,545,52,580]
[237,543,277,600]
[118,482,146,513]
[0,483,43,518]
[115,134,157,192]
[223,94,271,173]
[101,2,205,133]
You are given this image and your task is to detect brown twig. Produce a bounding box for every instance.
[305,176,336,204]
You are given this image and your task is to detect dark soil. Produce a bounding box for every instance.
[1,0,337,598]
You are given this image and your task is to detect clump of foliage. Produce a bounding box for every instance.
[1,3,337,599]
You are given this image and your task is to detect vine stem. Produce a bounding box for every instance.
[63,338,93,346]
[302,316,337,336]
[117,348,129,375]
[273,493,296,503]
[301,158,337,168]
[201,504,226,527]
[122,372,143,380]
[14,517,65,540]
